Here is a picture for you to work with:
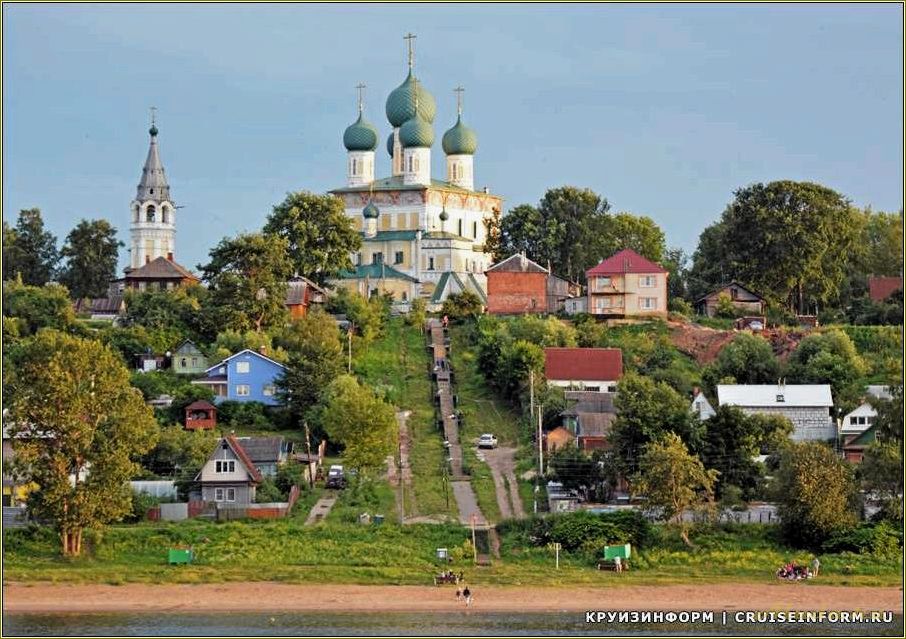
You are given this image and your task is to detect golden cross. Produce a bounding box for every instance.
[404,32,416,69]
[454,86,465,116]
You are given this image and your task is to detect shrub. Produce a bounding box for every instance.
[822,522,903,557]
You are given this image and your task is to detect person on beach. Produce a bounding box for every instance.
[614,556,622,573]
[811,557,820,577]
[463,587,472,608]
[455,588,462,601]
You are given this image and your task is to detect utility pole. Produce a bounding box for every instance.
[347,325,353,373]
[529,369,534,423]
[538,403,544,476]
[304,420,314,489]
[398,437,405,524]
[442,459,450,511]
[470,514,478,565]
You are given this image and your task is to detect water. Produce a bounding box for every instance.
[3,611,903,637]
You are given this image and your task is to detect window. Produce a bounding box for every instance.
[191,357,198,367]
[776,394,785,403]
[457,220,463,236]
[263,385,275,397]
[236,384,250,397]
[402,292,408,301]
[351,158,358,175]
[146,205,156,223]
[394,251,404,265]
[639,297,657,310]
[407,156,413,172]
[180,358,187,367]
[850,416,858,425]
[640,275,656,288]
[355,252,362,266]
[373,252,383,264]
[214,487,236,502]
[236,361,250,373]
[162,206,169,224]
[858,416,866,425]
[473,221,478,238]
[428,256,435,270]
[596,277,611,291]
[215,460,236,474]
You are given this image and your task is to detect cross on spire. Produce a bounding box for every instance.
[404,32,416,70]
[356,83,366,114]
[150,106,157,126]
[454,86,465,116]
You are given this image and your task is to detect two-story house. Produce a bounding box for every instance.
[172,340,208,375]
[191,349,287,406]
[195,436,263,504]
[585,249,668,319]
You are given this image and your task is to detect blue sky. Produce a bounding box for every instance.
[3,3,903,272]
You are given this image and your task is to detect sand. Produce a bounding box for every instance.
[3,582,903,614]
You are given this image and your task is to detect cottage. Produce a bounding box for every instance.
[840,386,891,437]
[136,352,168,373]
[172,340,208,375]
[868,276,903,302]
[691,389,717,420]
[560,391,617,451]
[184,400,217,430]
[192,349,287,406]
[717,383,835,441]
[233,436,291,477]
[195,436,263,505]
[842,424,878,463]
[485,253,577,315]
[585,249,668,319]
[110,256,200,293]
[694,282,765,318]
[285,276,329,320]
[545,348,623,393]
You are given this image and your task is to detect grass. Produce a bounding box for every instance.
[4,520,900,588]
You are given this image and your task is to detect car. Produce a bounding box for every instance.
[748,320,764,331]
[477,434,498,449]
[326,464,346,489]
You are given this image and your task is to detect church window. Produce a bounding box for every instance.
[407,156,413,172]
[402,291,408,301]
[428,256,435,271]
[473,221,478,238]
[162,206,169,224]
[394,251,404,264]
[373,252,383,264]
[146,205,156,222]
[457,219,463,236]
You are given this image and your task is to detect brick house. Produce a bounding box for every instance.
[485,253,577,314]
[717,383,835,441]
[544,348,623,392]
[868,276,903,302]
[585,249,668,319]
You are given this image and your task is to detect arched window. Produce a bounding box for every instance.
[161,206,169,224]
[146,205,156,222]
[133,206,140,223]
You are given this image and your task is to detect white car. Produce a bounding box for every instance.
[478,434,498,449]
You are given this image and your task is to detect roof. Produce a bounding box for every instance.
[285,276,328,306]
[564,390,617,406]
[335,262,419,283]
[121,257,198,281]
[361,230,419,242]
[486,253,548,274]
[429,271,488,305]
[563,392,616,416]
[866,385,892,401]
[695,281,765,304]
[225,436,263,483]
[576,412,615,438]
[174,339,203,354]
[235,436,284,464]
[330,175,499,198]
[717,384,833,408]
[136,127,171,202]
[845,423,878,448]
[204,348,288,374]
[423,231,474,242]
[73,295,124,314]
[868,276,903,302]
[586,248,667,276]
[544,348,623,382]
[185,400,216,411]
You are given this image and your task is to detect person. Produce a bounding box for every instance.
[811,557,820,577]
[614,555,622,573]
[463,586,472,608]
[442,315,449,328]
[455,588,462,601]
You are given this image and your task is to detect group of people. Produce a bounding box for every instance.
[776,558,820,581]
[455,586,473,607]
[438,569,463,582]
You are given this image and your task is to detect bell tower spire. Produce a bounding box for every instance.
[129,110,176,270]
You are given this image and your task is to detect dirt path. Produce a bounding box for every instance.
[304,494,337,526]
[4,582,902,613]
[480,446,525,520]
[388,410,414,519]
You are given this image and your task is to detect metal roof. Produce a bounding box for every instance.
[717,384,833,408]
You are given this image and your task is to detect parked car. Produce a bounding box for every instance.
[478,434,498,449]
[748,320,764,331]
[326,464,346,489]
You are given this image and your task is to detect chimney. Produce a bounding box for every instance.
[167,252,174,261]
[259,345,268,356]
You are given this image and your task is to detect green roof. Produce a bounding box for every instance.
[442,115,478,155]
[386,71,436,127]
[363,201,380,219]
[336,262,419,283]
[423,231,473,242]
[343,114,379,152]
[331,175,495,196]
[430,271,456,303]
[467,273,488,304]
[400,113,434,148]
[429,270,487,304]
[361,230,418,242]
[849,424,878,447]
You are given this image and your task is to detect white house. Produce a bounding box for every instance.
[840,385,891,436]
[717,383,835,441]
[691,389,716,420]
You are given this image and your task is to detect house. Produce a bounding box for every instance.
[691,389,717,420]
[840,386,891,437]
[184,400,217,430]
[694,282,765,317]
[110,256,200,293]
[233,436,291,477]
[717,383,835,441]
[573,412,613,451]
[195,435,263,504]
[72,295,125,320]
[585,248,668,319]
[842,424,878,463]
[485,252,578,314]
[136,352,168,373]
[564,296,587,315]
[285,276,329,320]
[172,340,208,375]
[192,349,288,406]
[868,276,903,302]
[545,348,623,392]
[559,390,617,451]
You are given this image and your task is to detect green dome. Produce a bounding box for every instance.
[399,114,434,148]
[442,116,478,155]
[343,114,378,151]
[363,201,380,219]
[386,132,394,157]
[385,72,436,127]
[149,124,159,137]
[439,208,449,222]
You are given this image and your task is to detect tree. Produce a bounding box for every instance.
[2,279,75,336]
[440,290,484,321]
[774,441,859,548]
[276,307,344,420]
[785,330,867,412]
[603,212,666,263]
[326,287,388,342]
[703,333,780,389]
[872,385,903,444]
[483,206,504,261]
[319,374,397,476]
[633,432,718,545]
[689,181,861,313]
[122,284,209,338]
[262,191,360,284]
[406,297,426,332]
[548,444,602,500]
[3,208,60,285]
[200,233,293,332]
[860,441,903,524]
[140,426,218,479]
[58,219,122,298]
[7,330,159,555]
[853,208,904,279]
[610,373,699,479]
[662,247,689,302]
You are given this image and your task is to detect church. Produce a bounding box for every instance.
[328,35,502,310]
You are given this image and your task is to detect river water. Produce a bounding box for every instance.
[2,611,903,636]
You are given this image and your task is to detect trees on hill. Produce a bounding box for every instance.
[703,333,780,389]
[2,209,60,286]
[58,219,122,299]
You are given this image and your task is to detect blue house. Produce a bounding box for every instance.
[191,349,287,406]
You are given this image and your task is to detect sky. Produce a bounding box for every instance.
[3,3,903,272]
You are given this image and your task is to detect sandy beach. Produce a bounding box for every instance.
[3,582,903,614]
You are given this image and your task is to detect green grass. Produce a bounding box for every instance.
[463,447,502,524]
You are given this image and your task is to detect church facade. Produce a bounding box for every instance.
[328,36,501,310]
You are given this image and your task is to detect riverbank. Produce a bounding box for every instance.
[3,582,903,614]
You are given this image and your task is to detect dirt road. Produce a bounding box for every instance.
[479,446,525,520]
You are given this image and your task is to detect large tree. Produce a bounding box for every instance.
[689,181,861,312]
[603,212,666,263]
[3,208,60,285]
[860,441,903,524]
[2,279,75,337]
[785,329,868,413]
[633,432,718,545]
[200,233,293,332]
[703,333,781,390]
[262,191,360,283]
[7,330,159,556]
[58,219,122,298]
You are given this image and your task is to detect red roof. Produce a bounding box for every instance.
[226,435,263,484]
[586,248,667,276]
[185,400,216,411]
[544,348,623,382]
[868,276,903,302]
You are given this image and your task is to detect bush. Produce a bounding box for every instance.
[255,478,284,503]
[126,491,159,523]
[440,291,484,322]
[498,510,654,555]
[822,522,903,557]
[217,401,280,430]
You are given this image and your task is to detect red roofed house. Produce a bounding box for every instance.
[544,347,623,393]
[184,400,217,430]
[868,276,903,302]
[585,248,668,319]
[111,256,200,293]
[195,435,263,505]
